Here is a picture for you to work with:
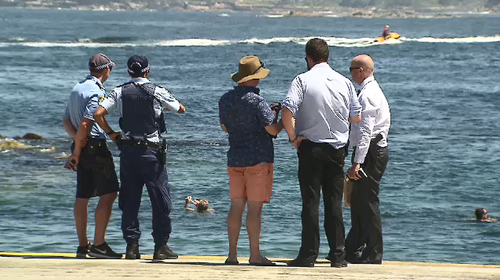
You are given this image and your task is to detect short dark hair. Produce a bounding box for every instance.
[475,208,486,221]
[129,71,147,78]
[305,38,329,63]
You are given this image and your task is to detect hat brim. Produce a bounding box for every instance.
[231,68,270,84]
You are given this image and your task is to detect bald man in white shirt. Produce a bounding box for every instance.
[345,55,390,265]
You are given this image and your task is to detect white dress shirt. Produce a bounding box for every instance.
[349,76,391,164]
[283,63,362,149]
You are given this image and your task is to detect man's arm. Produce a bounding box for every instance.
[348,95,376,180]
[94,106,120,142]
[65,118,92,171]
[348,81,362,124]
[349,115,361,123]
[282,107,306,149]
[220,124,228,133]
[265,120,283,136]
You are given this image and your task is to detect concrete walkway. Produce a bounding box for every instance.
[1,253,499,280]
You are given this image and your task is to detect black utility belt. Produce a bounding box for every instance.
[120,139,160,150]
[87,138,107,146]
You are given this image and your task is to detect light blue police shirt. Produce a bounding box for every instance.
[100,77,180,143]
[282,63,362,149]
[64,75,107,140]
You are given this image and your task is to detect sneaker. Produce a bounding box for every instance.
[125,243,140,260]
[76,243,90,259]
[88,242,122,259]
[153,244,178,260]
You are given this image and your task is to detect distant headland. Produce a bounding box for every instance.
[1,0,499,17]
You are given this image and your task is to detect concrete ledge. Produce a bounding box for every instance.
[1,252,500,280]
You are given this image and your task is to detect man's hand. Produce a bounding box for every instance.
[291,136,307,150]
[348,163,362,180]
[64,154,79,171]
[108,132,121,143]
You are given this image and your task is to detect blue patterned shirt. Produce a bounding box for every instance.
[219,86,276,167]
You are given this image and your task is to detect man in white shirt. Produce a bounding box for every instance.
[346,54,390,264]
[282,38,362,268]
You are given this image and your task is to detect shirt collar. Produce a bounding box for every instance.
[359,76,375,89]
[234,86,260,95]
[129,77,150,84]
[87,75,104,90]
[309,62,330,71]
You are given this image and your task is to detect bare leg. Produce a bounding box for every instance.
[74,198,90,247]
[94,192,117,246]
[247,201,272,264]
[227,198,246,263]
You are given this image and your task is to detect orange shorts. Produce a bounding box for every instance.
[227,163,273,203]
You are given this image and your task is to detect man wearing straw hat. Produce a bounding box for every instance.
[219,55,283,266]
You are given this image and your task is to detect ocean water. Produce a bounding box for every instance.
[0,8,500,264]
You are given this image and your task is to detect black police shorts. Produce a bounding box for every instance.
[72,139,119,199]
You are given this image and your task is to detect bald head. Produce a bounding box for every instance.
[350,54,375,85]
[352,55,374,74]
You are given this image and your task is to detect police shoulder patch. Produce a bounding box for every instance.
[98,95,105,105]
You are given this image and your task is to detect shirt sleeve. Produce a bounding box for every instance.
[100,87,119,113]
[282,76,304,115]
[155,86,180,112]
[348,81,362,117]
[83,89,101,121]
[256,98,276,128]
[64,106,70,119]
[353,93,378,164]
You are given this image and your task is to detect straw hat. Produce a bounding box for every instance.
[231,56,270,83]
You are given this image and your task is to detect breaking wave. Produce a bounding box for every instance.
[0,35,498,48]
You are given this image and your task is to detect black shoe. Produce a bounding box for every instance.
[153,244,178,260]
[287,258,314,267]
[357,259,382,264]
[88,242,122,259]
[331,260,348,268]
[76,243,90,259]
[126,243,140,260]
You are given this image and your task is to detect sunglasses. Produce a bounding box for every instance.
[109,66,113,72]
[349,67,361,72]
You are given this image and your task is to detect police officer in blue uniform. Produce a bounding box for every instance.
[94,55,186,260]
[63,53,122,259]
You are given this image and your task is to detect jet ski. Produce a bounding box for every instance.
[374,32,401,43]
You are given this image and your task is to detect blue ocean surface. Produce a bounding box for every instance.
[0,8,499,264]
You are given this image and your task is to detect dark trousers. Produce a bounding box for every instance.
[345,145,389,264]
[297,140,346,263]
[119,146,172,245]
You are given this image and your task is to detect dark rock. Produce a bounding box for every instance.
[0,134,3,139]
[21,133,46,140]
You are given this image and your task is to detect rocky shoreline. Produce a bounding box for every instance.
[1,1,499,17]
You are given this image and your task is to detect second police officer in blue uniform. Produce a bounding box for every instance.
[94,55,186,260]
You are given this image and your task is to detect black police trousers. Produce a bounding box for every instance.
[296,140,346,264]
[345,144,389,264]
